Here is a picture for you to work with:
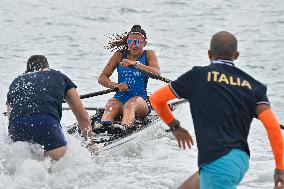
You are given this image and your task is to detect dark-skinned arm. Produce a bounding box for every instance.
[98,51,121,89]
[65,88,92,141]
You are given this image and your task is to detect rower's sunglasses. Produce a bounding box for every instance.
[127,39,143,47]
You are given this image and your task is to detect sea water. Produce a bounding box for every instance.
[0,0,284,188]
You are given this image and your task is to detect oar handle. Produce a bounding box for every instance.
[168,99,188,111]
[79,88,119,100]
[63,107,99,111]
[63,88,118,103]
[129,65,171,83]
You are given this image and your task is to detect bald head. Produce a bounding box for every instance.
[210,31,238,60]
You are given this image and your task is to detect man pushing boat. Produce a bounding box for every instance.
[6,55,93,160]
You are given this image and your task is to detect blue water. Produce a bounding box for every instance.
[0,0,284,188]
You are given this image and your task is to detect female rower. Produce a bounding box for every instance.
[98,25,160,132]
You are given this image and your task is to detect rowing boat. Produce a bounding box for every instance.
[66,99,188,151]
[67,108,160,151]
[65,66,186,151]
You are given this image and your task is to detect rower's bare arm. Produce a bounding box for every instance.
[137,50,160,75]
[98,51,121,89]
[65,88,92,140]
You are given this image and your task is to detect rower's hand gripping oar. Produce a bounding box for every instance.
[129,64,284,131]
[129,65,171,83]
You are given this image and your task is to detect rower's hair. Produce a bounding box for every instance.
[105,25,147,52]
[26,55,49,73]
[210,31,238,59]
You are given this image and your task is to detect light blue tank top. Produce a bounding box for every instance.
[116,50,149,97]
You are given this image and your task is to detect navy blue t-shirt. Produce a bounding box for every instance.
[169,60,269,167]
[7,69,77,121]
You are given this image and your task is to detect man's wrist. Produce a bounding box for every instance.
[275,169,284,175]
[168,119,181,131]
[82,127,92,139]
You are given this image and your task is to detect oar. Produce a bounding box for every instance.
[169,99,188,108]
[130,64,188,108]
[63,107,99,111]
[63,88,119,110]
[129,65,171,83]
[64,88,118,103]
[79,88,118,100]
[129,64,187,104]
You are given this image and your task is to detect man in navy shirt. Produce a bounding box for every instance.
[6,55,92,160]
[150,32,284,188]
